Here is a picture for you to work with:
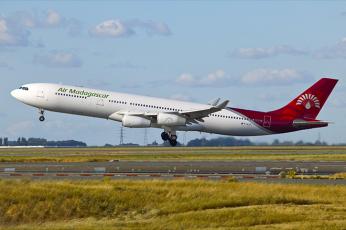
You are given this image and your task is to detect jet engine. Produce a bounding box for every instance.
[157,113,186,126]
[122,115,151,128]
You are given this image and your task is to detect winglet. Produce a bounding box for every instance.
[216,100,229,109]
[208,98,220,106]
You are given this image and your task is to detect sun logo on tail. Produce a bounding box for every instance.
[296,93,320,110]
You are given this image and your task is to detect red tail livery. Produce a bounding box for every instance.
[230,78,338,134]
[270,78,338,120]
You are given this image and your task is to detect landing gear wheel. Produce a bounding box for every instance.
[169,139,177,146]
[161,132,169,141]
[161,130,178,146]
[170,135,177,141]
[39,116,45,122]
[38,109,45,122]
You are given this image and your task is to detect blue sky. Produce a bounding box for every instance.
[1,1,345,145]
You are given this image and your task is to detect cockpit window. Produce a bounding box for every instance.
[19,86,29,91]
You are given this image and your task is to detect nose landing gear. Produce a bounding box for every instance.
[161,131,178,146]
[39,109,45,122]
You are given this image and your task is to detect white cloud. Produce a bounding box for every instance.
[89,19,171,38]
[315,38,346,59]
[34,51,82,68]
[230,45,306,59]
[128,19,171,36]
[0,10,81,47]
[176,69,230,87]
[11,10,63,28]
[176,68,312,87]
[0,17,30,46]
[0,19,12,43]
[46,10,61,26]
[176,73,195,85]
[17,9,69,28]
[241,68,312,85]
[89,19,132,38]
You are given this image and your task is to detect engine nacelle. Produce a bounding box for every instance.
[157,113,186,126]
[122,115,151,128]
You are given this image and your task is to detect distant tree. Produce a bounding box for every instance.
[272,139,280,146]
[27,138,47,146]
[295,140,304,146]
[46,140,87,147]
[281,141,294,146]
[150,141,159,146]
[119,143,140,147]
[21,137,28,146]
[187,137,254,147]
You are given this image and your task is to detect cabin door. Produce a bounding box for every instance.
[37,89,45,98]
[96,98,104,106]
[263,115,271,128]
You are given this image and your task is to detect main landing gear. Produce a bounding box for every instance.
[39,109,45,122]
[161,131,178,146]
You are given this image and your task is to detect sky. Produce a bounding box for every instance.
[1,1,346,145]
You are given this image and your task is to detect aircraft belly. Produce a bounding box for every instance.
[202,118,269,136]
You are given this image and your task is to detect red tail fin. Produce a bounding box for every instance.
[270,78,338,120]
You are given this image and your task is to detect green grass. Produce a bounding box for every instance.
[0,179,345,229]
[0,146,346,162]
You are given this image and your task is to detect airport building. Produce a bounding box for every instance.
[0,138,2,146]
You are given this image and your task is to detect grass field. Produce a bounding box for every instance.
[0,146,346,162]
[0,179,345,230]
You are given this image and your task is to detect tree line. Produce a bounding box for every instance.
[0,137,87,147]
[185,137,332,147]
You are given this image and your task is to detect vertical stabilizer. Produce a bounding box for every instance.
[269,78,338,119]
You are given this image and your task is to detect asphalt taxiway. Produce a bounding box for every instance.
[1,160,345,175]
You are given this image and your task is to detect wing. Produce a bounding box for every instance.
[180,100,229,121]
[111,100,229,124]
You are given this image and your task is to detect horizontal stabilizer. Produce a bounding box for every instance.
[293,119,330,127]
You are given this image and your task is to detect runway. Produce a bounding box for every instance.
[0,160,345,179]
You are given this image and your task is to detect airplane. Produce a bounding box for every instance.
[11,78,338,146]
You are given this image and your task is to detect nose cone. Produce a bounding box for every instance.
[11,89,20,99]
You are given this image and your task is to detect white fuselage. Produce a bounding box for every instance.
[11,83,269,136]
